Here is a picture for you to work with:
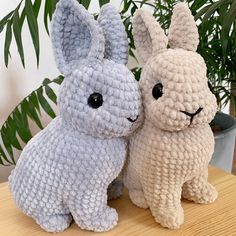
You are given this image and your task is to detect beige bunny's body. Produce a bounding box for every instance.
[124,3,218,229]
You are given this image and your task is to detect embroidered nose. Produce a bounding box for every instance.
[127,115,139,123]
[180,107,203,124]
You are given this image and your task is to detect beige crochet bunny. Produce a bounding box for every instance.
[124,3,218,229]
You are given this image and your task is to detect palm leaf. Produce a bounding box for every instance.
[0,76,64,166]
[12,9,25,67]
[25,0,40,66]
[43,0,51,35]
[80,0,91,9]
[33,0,42,17]
[0,10,14,33]
[4,20,12,67]
[44,0,59,35]
[221,0,236,59]
[99,0,109,7]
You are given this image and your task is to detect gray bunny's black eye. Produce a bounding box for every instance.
[152,83,163,99]
[88,93,103,109]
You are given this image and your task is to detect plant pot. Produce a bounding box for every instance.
[210,112,236,173]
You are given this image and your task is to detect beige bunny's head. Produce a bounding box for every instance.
[133,3,217,131]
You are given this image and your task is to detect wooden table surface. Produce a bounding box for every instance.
[0,166,236,236]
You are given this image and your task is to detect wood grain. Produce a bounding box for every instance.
[0,166,236,236]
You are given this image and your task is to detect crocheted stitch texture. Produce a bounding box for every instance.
[8,0,142,233]
[124,3,218,229]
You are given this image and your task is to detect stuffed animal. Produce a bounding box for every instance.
[124,3,218,229]
[9,0,142,232]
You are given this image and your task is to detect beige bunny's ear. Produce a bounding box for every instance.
[132,9,168,64]
[168,2,199,51]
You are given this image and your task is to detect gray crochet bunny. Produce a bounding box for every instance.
[8,0,142,233]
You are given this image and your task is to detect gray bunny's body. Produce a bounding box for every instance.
[9,116,126,232]
[8,0,142,232]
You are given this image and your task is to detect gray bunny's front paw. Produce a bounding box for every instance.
[80,207,118,232]
[36,214,72,233]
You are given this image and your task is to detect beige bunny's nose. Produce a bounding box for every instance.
[180,107,203,124]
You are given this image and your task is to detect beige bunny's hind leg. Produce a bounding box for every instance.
[149,183,184,229]
[124,167,148,209]
[182,171,218,204]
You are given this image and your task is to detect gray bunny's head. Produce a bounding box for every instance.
[51,0,142,138]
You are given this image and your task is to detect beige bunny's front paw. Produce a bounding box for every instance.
[152,206,184,229]
[129,189,148,209]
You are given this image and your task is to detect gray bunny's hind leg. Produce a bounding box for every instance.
[31,198,72,233]
[69,189,118,232]
[35,214,72,233]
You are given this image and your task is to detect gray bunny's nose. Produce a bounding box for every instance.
[127,115,139,123]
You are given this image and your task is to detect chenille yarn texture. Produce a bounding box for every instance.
[8,0,142,233]
[124,3,218,229]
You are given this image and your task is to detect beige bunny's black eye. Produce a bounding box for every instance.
[88,93,103,109]
[152,83,163,99]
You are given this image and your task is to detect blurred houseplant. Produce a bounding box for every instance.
[0,0,236,170]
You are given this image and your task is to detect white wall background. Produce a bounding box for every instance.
[0,0,125,182]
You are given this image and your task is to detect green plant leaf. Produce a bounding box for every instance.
[0,145,12,165]
[21,99,44,129]
[99,0,109,7]
[0,148,5,165]
[134,1,155,8]
[43,0,58,34]
[5,117,22,150]
[1,125,15,163]
[44,0,50,34]
[13,107,32,144]
[13,9,25,67]
[33,0,42,17]
[221,0,236,59]
[43,78,51,85]
[20,9,26,27]
[131,4,137,16]
[25,0,40,67]
[194,4,212,20]
[80,0,91,9]
[53,75,64,85]
[49,0,59,19]
[30,91,41,114]
[37,87,56,118]
[0,76,63,165]
[190,0,208,14]
[45,85,57,104]
[202,0,233,23]
[131,67,141,81]
[4,20,12,67]
[121,0,132,14]
[0,10,14,33]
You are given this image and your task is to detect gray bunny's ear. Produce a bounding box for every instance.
[51,0,105,75]
[98,4,128,65]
